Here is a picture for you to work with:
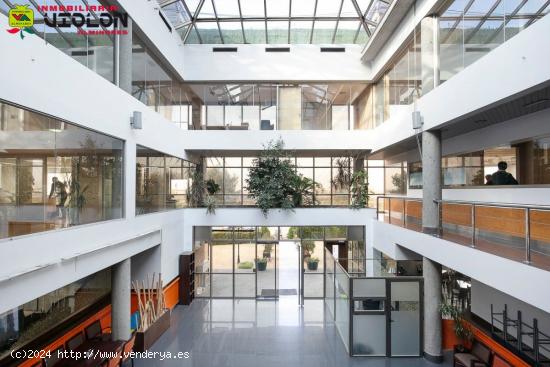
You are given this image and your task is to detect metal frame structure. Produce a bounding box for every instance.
[439,0,550,45]
[157,0,392,44]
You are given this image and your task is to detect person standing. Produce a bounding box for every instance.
[49,177,67,221]
[491,161,518,185]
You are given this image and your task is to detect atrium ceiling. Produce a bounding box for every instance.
[157,0,392,44]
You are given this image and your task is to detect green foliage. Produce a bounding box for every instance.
[390,172,407,194]
[331,157,352,191]
[237,261,254,269]
[350,169,369,209]
[307,257,320,264]
[302,240,316,257]
[245,139,318,216]
[188,163,218,215]
[205,178,220,195]
[440,303,473,344]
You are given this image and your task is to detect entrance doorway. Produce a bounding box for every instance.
[194,226,365,301]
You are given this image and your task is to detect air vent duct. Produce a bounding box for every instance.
[265,47,290,52]
[213,47,238,52]
[320,47,346,52]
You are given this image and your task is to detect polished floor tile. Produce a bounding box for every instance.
[134,298,452,367]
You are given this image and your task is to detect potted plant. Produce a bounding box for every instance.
[256,258,268,271]
[440,303,473,352]
[132,274,171,352]
[307,257,320,271]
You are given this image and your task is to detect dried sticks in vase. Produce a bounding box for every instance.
[132,273,166,332]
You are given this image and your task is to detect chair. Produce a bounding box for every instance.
[85,320,111,341]
[66,331,84,351]
[120,333,136,367]
[454,340,492,367]
[260,120,273,130]
[43,346,64,367]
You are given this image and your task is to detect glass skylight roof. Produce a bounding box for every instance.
[158,0,392,44]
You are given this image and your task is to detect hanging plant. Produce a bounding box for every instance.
[188,162,218,215]
[331,157,352,191]
[350,169,369,209]
[245,139,318,217]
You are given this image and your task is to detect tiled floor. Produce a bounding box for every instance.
[134,298,452,367]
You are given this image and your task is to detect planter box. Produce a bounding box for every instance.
[134,310,171,352]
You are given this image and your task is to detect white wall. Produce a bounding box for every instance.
[182,129,375,153]
[0,15,191,163]
[371,220,550,314]
[182,208,376,251]
[471,279,550,357]
[116,0,185,80]
[370,13,550,154]
[183,44,370,82]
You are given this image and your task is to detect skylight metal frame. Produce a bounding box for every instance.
[439,0,549,45]
[159,0,392,44]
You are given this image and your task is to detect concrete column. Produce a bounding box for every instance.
[420,15,440,94]
[423,257,443,363]
[191,98,203,129]
[421,129,443,362]
[111,258,131,341]
[116,18,133,94]
[422,130,442,235]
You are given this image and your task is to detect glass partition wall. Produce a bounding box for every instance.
[136,146,196,214]
[188,83,368,130]
[0,102,124,240]
[193,226,365,300]
[324,249,423,357]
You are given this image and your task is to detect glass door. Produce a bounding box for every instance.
[277,240,300,299]
[256,241,277,299]
[389,280,422,357]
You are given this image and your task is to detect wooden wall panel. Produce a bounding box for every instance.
[475,206,526,238]
[442,204,472,227]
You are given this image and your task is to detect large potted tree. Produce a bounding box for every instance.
[245,139,318,217]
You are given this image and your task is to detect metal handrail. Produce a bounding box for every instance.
[376,195,550,265]
[433,199,550,211]
[377,195,550,211]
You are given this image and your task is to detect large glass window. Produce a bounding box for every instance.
[0,268,111,362]
[404,141,550,189]
[204,156,360,206]
[194,226,365,299]
[136,146,195,214]
[0,102,124,240]
[439,0,549,84]
[191,83,368,130]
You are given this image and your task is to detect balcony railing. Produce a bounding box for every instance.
[376,196,550,271]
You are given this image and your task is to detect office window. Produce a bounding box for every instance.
[0,102,124,240]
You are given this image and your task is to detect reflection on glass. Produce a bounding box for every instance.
[0,102,123,239]
[136,146,194,214]
[0,269,110,360]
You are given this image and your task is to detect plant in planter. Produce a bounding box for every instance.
[440,302,473,352]
[132,273,170,352]
[245,139,318,217]
[256,258,268,271]
[307,257,320,271]
[188,162,219,215]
